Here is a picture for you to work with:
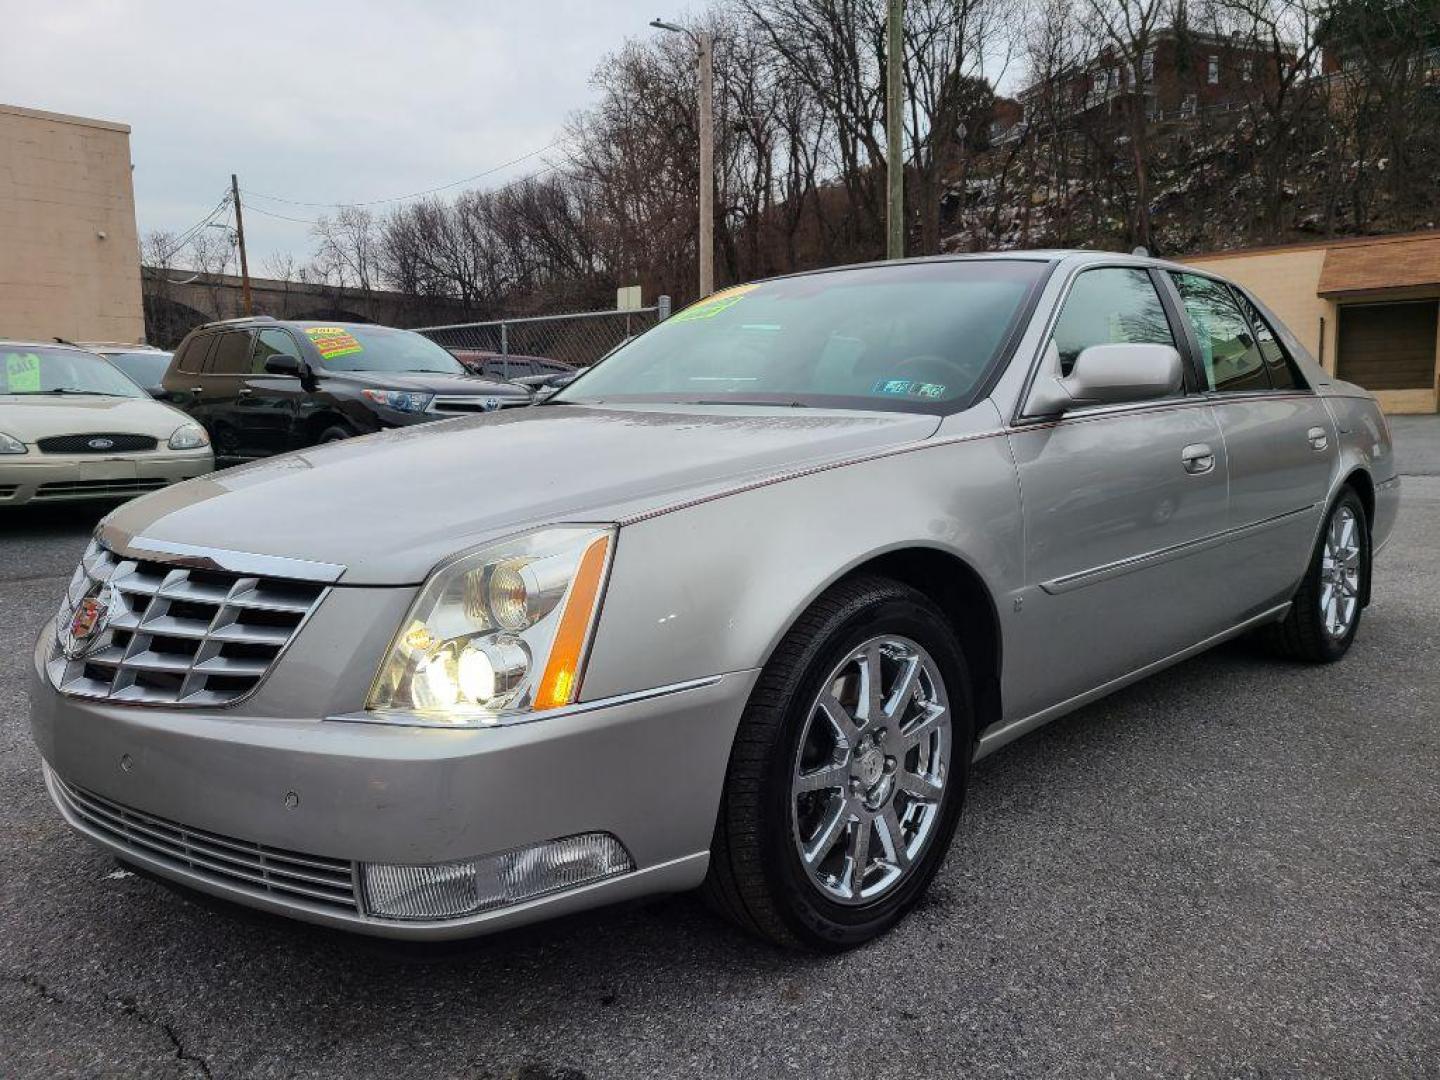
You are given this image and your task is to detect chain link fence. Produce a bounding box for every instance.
[416,299,671,371]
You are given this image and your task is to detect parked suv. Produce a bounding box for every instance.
[162,318,531,464]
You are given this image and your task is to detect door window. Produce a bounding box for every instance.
[1170,273,1271,392]
[1050,267,1178,377]
[251,328,301,373]
[176,334,214,375]
[206,331,254,375]
[1235,293,1304,391]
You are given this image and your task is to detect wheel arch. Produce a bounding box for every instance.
[769,545,1004,741]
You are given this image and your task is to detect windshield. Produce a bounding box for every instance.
[2,346,148,398]
[556,260,1046,412]
[300,325,465,374]
[105,351,171,387]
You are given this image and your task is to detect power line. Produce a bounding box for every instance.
[242,155,574,227]
[156,191,232,254]
[241,139,568,209]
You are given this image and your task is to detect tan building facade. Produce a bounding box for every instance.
[0,104,144,344]
[1185,231,1440,414]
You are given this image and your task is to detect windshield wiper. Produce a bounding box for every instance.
[10,388,124,397]
[685,399,809,408]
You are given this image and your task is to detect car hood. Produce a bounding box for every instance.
[0,394,191,443]
[321,370,529,397]
[103,404,941,584]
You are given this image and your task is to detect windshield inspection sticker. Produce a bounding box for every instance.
[4,351,42,393]
[671,283,760,323]
[304,326,363,361]
[872,378,946,399]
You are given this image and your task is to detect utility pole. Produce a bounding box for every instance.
[230,173,253,315]
[886,0,904,260]
[697,31,715,297]
[650,19,715,298]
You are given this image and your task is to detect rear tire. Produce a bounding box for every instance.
[704,576,974,950]
[1259,488,1369,663]
[318,425,354,444]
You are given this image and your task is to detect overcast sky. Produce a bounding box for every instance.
[2,0,671,268]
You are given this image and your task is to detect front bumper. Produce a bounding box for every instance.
[29,637,755,939]
[0,451,213,506]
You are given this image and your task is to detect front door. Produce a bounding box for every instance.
[235,328,306,458]
[1006,266,1234,720]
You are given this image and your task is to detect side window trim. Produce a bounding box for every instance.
[1148,267,1205,396]
[1166,270,1275,396]
[1231,285,1312,393]
[205,330,256,377]
[1012,260,1193,426]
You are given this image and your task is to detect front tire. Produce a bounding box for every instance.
[1261,488,1370,662]
[704,576,974,950]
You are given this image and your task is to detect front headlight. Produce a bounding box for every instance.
[0,431,26,454]
[168,423,210,450]
[361,389,433,413]
[364,526,613,726]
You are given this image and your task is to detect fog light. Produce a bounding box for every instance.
[361,833,634,921]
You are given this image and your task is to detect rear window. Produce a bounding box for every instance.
[106,351,171,387]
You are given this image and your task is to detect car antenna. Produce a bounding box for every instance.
[53,336,77,346]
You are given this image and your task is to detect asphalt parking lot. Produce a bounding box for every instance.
[2,433,1438,1079]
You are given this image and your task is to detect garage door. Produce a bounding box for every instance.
[1337,301,1438,391]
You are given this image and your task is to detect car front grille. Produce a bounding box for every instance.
[428,395,530,414]
[51,773,360,913]
[47,539,327,706]
[0,484,17,499]
[37,433,159,454]
[34,478,169,500]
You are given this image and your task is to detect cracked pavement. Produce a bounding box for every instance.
[3,458,1439,1078]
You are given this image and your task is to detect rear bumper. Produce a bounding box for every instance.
[29,633,755,939]
[0,451,213,506]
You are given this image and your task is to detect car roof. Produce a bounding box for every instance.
[0,339,102,354]
[190,317,401,333]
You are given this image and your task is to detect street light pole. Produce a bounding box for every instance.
[650,18,715,297]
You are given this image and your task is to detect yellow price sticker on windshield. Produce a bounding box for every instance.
[304,326,363,361]
[4,351,42,393]
[671,283,759,323]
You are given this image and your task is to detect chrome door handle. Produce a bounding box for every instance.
[189,386,204,394]
[1307,426,1329,452]
[237,388,253,397]
[1181,443,1215,475]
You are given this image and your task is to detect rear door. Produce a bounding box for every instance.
[1007,265,1234,718]
[1166,272,1337,611]
[198,329,256,461]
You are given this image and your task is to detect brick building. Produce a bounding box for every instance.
[1012,27,1296,133]
[0,104,144,344]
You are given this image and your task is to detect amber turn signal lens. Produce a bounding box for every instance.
[533,534,610,710]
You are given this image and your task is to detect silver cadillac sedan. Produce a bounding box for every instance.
[29,252,1399,950]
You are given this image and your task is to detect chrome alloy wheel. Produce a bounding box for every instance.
[790,636,951,905]
[1320,506,1363,638]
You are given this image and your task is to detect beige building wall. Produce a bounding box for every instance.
[0,104,144,344]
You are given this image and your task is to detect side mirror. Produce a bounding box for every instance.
[1025,342,1183,415]
[264,354,305,378]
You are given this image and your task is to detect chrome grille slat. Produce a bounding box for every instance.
[54,777,359,912]
[48,539,326,706]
